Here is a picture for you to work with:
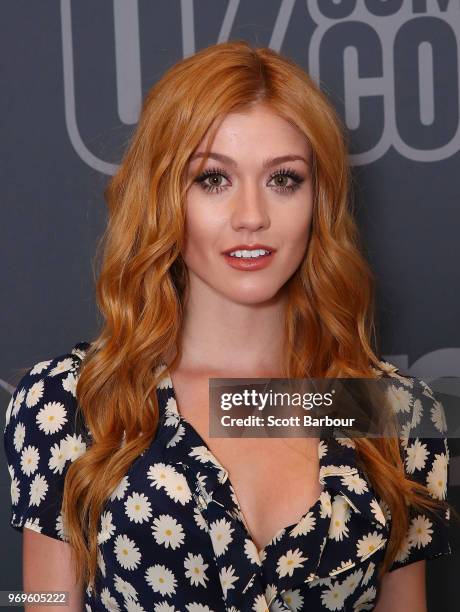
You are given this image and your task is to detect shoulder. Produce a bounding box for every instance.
[3,341,92,540]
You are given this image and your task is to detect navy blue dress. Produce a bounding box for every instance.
[3,341,451,611]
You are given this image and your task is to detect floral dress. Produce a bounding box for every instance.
[3,341,451,611]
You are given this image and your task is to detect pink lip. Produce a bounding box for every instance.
[222,243,275,254]
[223,251,275,271]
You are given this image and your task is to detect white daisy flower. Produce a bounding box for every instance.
[252,594,271,611]
[426,453,448,500]
[320,580,347,610]
[10,475,20,505]
[56,512,69,542]
[36,401,67,435]
[411,399,423,428]
[152,514,185,549]
[386,385,412,415]
[362,561,376,586]
[405,439,428,473]
[29,473,48,506]
[335,437,355,449]
[49,439,68,475]
[370,499,386,526]
[409,514,433,548]
[97,548,106,578]
[30,360,52,375]
[147,462,177,490]
[218,565,239,599]
[13,422,26,452]
[163,469,192,505]
[319,491,332,518]
[276,548,308,578]
[23,517,42,534]
[166,423,186,448]
[341,567,363,598]
[113,573,138,601]
[100,587,120,611]
[62,371,77,397]
[352,586,377,609]
[49,358,75,377]
[125,492,153,524]
[114,534,142,570]
[110,475,129,501]
[328,496,350,542]
[145,564,177,596]
[183,552,209,588]
[289,511,316,537]
[63,433,86,462]
[356,531,385,560]
[20,445,39,476]
[340,473,368,494]
[98,511,116,544]
[431,400,448,433]
[185,605,214,612]
[26,380,44,408]
[12,388,26,418]
[281,587,304,611]
[209,517,234,556]
[193,506,208,532]
[317,440,328,458]
[244,538,262,566]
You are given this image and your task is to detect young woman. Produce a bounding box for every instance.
[4,40,451,611]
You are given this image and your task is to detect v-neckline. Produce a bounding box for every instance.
[159,362,328,557]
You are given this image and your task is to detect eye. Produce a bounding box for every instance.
[194,166,231,194]
[267,168,305,194]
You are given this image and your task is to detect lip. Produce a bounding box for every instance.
[222,247,276,271]
[222,244,275,255]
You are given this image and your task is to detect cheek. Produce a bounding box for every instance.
[183,201,223,257]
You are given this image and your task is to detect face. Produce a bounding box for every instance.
[182,104,314,305]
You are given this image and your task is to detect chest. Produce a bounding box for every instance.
[169,371,323,554]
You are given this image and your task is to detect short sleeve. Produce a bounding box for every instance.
[388,375,451,572]
[3,344,91,542]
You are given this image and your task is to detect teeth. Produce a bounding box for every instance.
[228,249,271,258]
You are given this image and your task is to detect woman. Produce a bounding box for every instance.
[4,40,451,611]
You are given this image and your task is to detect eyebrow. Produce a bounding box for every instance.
[190,151,310,169]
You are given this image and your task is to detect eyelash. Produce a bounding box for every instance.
[194,166,305,195]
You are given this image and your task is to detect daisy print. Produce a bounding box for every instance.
[340,472,369,494]
[110,475,129,501]
[209,517,235,556]
[49,357,75,377]
[98,510,116,544]
[431,400,448,433]
[48,439,69,475]
[29,359,52,375]
[152,514,185,549]
[36,401,67,435]
[125,492,153,524]
[320,580,347,611]
[356,531,386,560]
[145,564,178,596]
[29,473,48,506]
[12,387,25,418]
[386,384,412,415]
[276,548,309,578]
[426,452,448,499]
[218,565,239,599]
[20,445,39,476]
[13,422,25,453]
[114,534,142,570]
[289,510,316,537]
[25,380,44,408]
[183,552,209,587]
[405,439,428,474]
[100,587,121,612]
[62,370,78,397]
[281,587,304,611]
[409,515,433,548]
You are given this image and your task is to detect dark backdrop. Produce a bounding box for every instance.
[1,2,459,610]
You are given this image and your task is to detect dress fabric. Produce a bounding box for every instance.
[3,341,451,612]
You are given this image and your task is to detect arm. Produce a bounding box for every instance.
[373,560,426,612]
[23,527,85,612]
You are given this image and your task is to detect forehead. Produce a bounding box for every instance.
[192,105,312,162]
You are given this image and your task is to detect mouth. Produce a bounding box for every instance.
[222,248,275,271]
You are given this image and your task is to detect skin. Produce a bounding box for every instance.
[23,103,426,611]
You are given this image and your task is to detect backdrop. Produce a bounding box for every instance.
[1,1,458,610]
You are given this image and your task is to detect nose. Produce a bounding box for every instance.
[230,180,270,232]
